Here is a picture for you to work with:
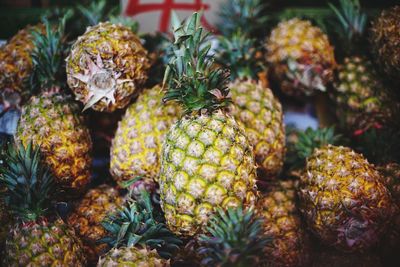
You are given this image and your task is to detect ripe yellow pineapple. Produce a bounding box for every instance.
[160,13,258,237]
[0,24,44,98]
[98,247,169,267]
[15,17,92,198]
[0,143,86,266]
[299,145,395,251]
[266,18,336,97]
[110,86,181,185]
[67,184,125,263]
[66,22,150,112]
[216,31,285,179]
[256,180,311,267]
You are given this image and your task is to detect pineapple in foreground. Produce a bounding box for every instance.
[15,17,92,198]
[160,12,258,237]
[67,184,125,263]
[370,5,400,83]
[66,22,150,112]
[256,180,311,267]
[198,207,269,266]
[0,143,86,266]
[0,24,44,100]
[299,144,395,251]
[98,192,181,266]
[265,18,336,97]
[110,86,181,185]
[329,0,399,133]
[217,31,285,179]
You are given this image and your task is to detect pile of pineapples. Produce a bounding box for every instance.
[0,0,400,266]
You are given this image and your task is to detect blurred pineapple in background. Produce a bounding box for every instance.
[370,5,400,86]
[15,15,92,198]
[66,21,150,112]
[329,0,399,134]
[67,184,125,264]
[110,86,181,186]
[266,18,336,97]
[216,0,285,179]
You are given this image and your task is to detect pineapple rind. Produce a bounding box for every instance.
[160,111,258,237]
[3,219,86,266]
[230,80,285,178]
[67,185,124,263]
[16,93,92,197]
[97,247,169,267]
[266,18,336,96]
[66,22,150,112]
[299,145,395,251]
[110,86,181,184]
[257,180,311,267]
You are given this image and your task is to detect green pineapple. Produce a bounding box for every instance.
[98,191,182,266]
[0,142,86,266]
[159,12,257,237]
[329,0,399,133]
[198,207,269,266]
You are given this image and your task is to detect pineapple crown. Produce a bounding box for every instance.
[101,191,182,259]
[328,0,367,51]
[217,0,268,38]
[163,12,231,114]
[198,207,270,267]
[0,142,54,222]
[285,127,344,170]
[216,31,264,81]
[29,13,71,94]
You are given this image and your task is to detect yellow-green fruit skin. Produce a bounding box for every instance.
[97,247,170,267]
[299,145,395,252]
[160,111,258,237]
[257,180,311,267]
[15,93,92,197]
[332,56,398,132]
[266,18,336,96]
[229,80,285,178]
[3,219,86,266]
[66,22,150,112]
[110,86,181,185]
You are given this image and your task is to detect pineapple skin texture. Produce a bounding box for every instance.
[370,6,400,82]
[299,145,395,252]
[67,185,125,264]
[66,22,150,112]
[97,247,170,267]
[257,180,311,267]
[229,80,285,179]
[15,93,92,197]
[0,24,43,94]
[110,86,181,185]
[160,111,258,237]
[333,56,398,132]
[3,219,86,267]
[266,18,336,96]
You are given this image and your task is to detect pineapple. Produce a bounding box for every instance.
[66,22,150,112]
[329,0,399,133]
[312,248,382,267]
[159,12,258,237]
[265,18,336,97]
[198,207,269,266]
[299,144,395,252]
[110,85,181,186]
[370,6,400,83]
[98,191,181,266]
[0,24,44,100]
[0,142,86,266]
[15,17,92,198]
[67,184,125,263]
[256,180,311,267]
[216,31,285,179]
